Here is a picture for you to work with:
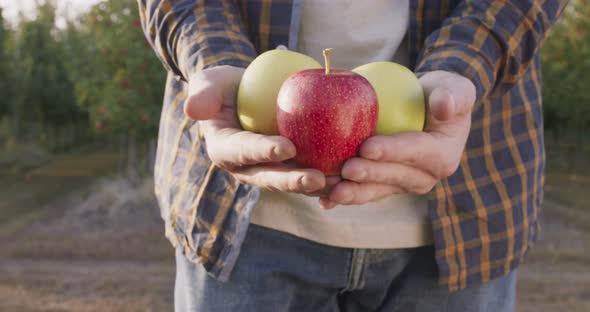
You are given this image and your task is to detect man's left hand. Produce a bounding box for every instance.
[320,71,476,209]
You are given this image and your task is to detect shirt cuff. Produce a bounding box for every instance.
[177,31,257,81]
[415,45,497,102]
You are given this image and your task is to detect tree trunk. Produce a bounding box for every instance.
[11,102,21,142]
[126,132,140,186]
[147,139,156,175]
[118,134,127,173]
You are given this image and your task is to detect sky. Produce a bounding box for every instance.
[0,0,102,26]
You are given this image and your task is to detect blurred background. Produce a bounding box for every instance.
[0,0,588,311]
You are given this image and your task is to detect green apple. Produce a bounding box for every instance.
[237,49,321,135]
[353,62,425,135]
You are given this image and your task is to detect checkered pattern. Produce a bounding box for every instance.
[138,0,567,290]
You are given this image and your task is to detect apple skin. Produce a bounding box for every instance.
[352,62,425,135]
[237,49,321,135]
[277,69,378,176]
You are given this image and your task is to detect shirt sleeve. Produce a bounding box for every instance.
[414,0,568,102]
[137,0,257,81]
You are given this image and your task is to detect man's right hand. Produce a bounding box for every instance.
[185,65,327,194]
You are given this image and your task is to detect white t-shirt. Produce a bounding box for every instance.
[251,0,432,248]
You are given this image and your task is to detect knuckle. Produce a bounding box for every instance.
[410,178,438,195]
[265,184,280,192]
[413,184,434,195]
[440,160,460,177]
[233,173,250,186]
[236,153,249,166]
[349,189,363,204]
[262,144,276,161]
[367,186,383,202]
[391,168,412,188]
[211,155,238,171]
[405,154,420,166]
[212,159,227,169]
[208,153,226,169]
[398,185,411,194]
[254,173,274,190]
[286,174,303,193]
[252,135,274,162]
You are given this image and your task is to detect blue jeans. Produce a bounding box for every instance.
[175,224,516,312]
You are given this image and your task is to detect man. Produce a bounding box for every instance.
[138,0,566,311]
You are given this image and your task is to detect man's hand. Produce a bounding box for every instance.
[320,71,476,208]
[185,65,326,194]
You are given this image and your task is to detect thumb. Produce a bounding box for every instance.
[420,71,476,122]
[428,87,455,121]
[184,79,223,120]
[184,66,245,120]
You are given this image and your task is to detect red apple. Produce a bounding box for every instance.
[277,49,378,175]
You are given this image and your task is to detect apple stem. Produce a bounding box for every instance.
[323,48,332,75]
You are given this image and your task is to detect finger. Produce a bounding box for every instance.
[184,80,223,120]
[428,87,455,121]
[326,175,342,186]
[419,71,476,119]
[318,176,348,208]
[319,197,338,209]
[341,158,437,194]
[328,181,404,205]
[303,175,342,197]
[359,134,460,178]
[233,165,326,193]
[359,132,437,165]
[185,66,245,120]
[206,129,296,167]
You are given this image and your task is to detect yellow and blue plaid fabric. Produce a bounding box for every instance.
[138,0,567,290]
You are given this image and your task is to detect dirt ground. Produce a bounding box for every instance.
[0,145,588,311]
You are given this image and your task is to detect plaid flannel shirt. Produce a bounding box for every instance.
[138,0,567,290]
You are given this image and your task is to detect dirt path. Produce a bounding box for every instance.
[0,176,176,311]
[516,202,590,312]
[0,144,588,311]
[0,146,176,311]
[0,259,174,312]
[0,200,587,311]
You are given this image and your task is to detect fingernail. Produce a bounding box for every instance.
[301,176,320,192]
[355,169,367,180]
[272,145,285,159]
[271,145,283,159]
[272,144,291,160]
[319,198,337,209]
[364,148,382,160]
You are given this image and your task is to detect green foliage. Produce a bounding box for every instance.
[1,0,165,153]
[1,0,583,150]
[15,2,82,126]
[0,8,11,118]
[1,1,87,149]
[542,0,590,135]
[63,0,165,139]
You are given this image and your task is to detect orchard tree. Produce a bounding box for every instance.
[0,8,13,120]
[65,0,165,138]
[63,0,166,177]
[542,0,590,135]
[11,1,84,147]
